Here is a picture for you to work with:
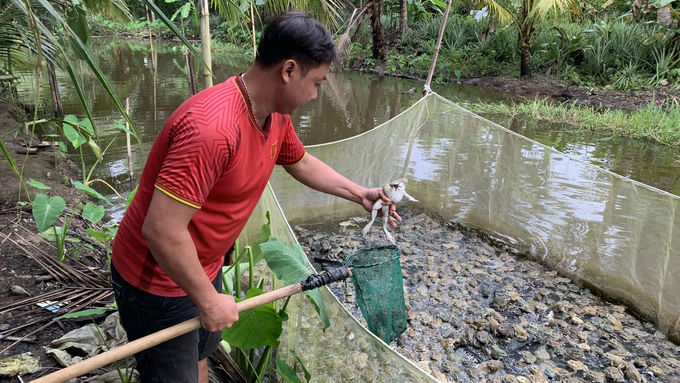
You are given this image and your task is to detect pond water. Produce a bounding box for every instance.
[14,37,680,212]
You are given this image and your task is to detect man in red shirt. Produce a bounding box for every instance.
[111,11,401,383]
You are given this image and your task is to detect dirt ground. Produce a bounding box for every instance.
[0,76,677,381]
[455,74,680,111]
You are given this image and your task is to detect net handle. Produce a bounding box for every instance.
[30,266,351,383]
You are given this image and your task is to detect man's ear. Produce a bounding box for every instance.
[281,59,297,84]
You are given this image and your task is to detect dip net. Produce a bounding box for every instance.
[343,245,407,344]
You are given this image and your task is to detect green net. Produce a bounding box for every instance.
[343,245,407,344]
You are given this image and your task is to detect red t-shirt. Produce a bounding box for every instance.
[112,75,305,297]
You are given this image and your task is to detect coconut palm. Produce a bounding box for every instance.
[485,0,579,77]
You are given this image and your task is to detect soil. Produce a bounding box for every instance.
[0,75,677,382]
[454,74,680,111]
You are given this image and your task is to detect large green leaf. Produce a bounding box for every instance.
[274,359,302,383]
[72,181,111,205]
[82,202,105,224]
[221,288,282,349]
[32,193,65,232]
[63,123,87,148]
[260,238,330,329]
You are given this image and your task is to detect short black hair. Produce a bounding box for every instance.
[255,11,337,75]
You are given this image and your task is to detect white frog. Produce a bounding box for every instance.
[362,178,418,244]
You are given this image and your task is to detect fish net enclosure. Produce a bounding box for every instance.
[343,245,407,344]
[235,93,680,381]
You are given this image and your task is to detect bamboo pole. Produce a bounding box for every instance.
[125,98,133,180]
[422,0,452,96]
[31,284,304,383]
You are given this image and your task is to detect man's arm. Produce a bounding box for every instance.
[142,188,238,332]
[284,153,401,225]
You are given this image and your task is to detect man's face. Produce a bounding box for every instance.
[279,62,330,115]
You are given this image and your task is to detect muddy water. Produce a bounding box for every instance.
[14,38,680,207]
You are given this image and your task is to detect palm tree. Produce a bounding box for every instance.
[485,0,579,77]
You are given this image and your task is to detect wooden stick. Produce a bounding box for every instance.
[31,284,303,383]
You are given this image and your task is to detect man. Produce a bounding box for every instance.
[110,11,401,383]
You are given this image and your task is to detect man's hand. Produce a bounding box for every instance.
[361,187,402,227]
[199,292,239,332]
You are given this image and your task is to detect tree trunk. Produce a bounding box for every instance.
[400,0,408,33]
[518,0,533,78]
[520,34,532,77]
[370,0,386,60]
[199,0,213,88]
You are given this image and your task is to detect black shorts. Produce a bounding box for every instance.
[111,264,222,383]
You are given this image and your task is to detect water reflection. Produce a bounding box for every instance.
[13,38,680,205]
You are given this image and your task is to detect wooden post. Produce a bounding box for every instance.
[423,0,452,96]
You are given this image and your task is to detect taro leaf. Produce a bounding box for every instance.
[221,288,282,349]
[82,202,105,224]
[290,350,311,382]
[87,229,112,242]
[79,117,95,137]
[273,359,302,383]
[28,179,51,189]
[39,226,64,242]
[32,193,66,232]
[72,181,111,205]
[113,120,134,135]
[63,122,87,148]
[260,238,330,329]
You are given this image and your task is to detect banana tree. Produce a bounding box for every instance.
[484,0,579,77]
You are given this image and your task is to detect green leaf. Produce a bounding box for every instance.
[87,139,102,161]
[126,185,138,209]
[63,123,87,148]
[79,118,95,137]
[274,360,302,383]
[87,229,112,242]
[32,194,66,232]
[28,179,51,190]
[113,120,134,135]
[39,226,64,241]
[72,181,111,205]
[260,239,330,329]
[82,202,105,223]
[290,350,311,382]
[54,307,109,320]
[221,288,282,349]
[221,262,249,294]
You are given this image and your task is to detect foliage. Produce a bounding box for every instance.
[468,98,680,147]
[220,213,326,382]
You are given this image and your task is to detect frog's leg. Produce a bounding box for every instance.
[362,200,383,237]
[380,205,396,244]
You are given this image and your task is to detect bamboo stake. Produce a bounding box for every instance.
[125,98,133,180]
[423,0,452,96]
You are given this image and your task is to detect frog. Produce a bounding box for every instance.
[362,178,418,244]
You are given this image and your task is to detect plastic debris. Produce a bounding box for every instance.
[0,353,41,378]
[46,312,127,367]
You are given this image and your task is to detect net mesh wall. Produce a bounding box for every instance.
[343,245,407,344]
[267,92,680,343]
[237,185,436,382]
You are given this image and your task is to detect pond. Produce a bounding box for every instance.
[14,37,680,213]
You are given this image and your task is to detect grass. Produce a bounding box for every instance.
[467,98,680,147]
